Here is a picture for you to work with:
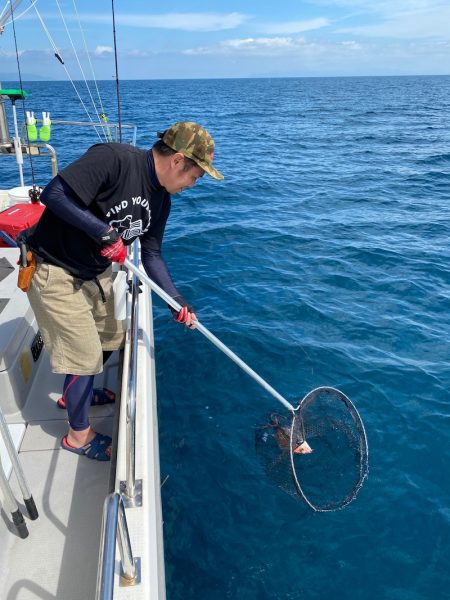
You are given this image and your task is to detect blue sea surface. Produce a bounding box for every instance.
[1,76,450,599]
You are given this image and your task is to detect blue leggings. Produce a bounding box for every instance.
[63,351,113,431]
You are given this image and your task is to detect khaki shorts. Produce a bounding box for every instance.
[27,263,125,375]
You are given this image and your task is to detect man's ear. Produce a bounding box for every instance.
[171,152,185,168]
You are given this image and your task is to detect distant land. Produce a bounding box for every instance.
[1,73,449,84]
[0,73,54,83]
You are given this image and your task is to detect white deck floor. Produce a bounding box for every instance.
[0,351,117,600]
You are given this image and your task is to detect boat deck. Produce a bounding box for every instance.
[0,351,118,600]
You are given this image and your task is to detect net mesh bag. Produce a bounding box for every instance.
[255,387,368,511]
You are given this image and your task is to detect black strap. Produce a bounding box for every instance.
[93,277,107,303]
[73,276,107,303]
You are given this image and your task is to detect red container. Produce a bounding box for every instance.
[0,203,45,247]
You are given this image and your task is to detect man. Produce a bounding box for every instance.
[24,121,223,461]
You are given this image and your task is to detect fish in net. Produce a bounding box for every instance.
[255,387,368,511]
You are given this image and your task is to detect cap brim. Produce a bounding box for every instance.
[193,158,224,180]
[202,164,224,181]
[173,147,224,180]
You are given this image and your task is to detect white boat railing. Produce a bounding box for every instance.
[19,120,138,147]
[0,105,138,179]
[96,241,143,598]
[122,244,140,504]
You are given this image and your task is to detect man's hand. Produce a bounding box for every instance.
[100,228,126,264]
[169,296,197,329]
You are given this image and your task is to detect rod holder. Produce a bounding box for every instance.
[0,460,29,539]
[25,496,39,520]
[12,509,29,539]
[0,404,38,520]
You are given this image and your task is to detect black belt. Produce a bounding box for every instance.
[73,276,107,303]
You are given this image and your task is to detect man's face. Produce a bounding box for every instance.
[165,155,205,195]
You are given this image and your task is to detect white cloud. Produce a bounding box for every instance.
[183,36,362,57]
[225,37,298,50]
[309,0,443,11]
[261,18,331,35]
[337,6,450,38]
[124,49,151,58]
[183,37,299,56]
[309,0,450,39]
[94,46,113,56]
[0,49,25,58]
[94,47,152,59]
[79,12,249,32]
[340,41,362,49]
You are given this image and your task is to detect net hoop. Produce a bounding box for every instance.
[290,386,369,512]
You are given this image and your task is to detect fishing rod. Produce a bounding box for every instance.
[111,0,122,143]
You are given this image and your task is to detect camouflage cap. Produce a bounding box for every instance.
[159,121,224,180]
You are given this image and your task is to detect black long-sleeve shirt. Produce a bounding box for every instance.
[27,143,179,297]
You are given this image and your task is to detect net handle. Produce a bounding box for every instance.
[123,258,295,412]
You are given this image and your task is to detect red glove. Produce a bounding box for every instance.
[175,305,190,323]
[169,296,197,328]
[99,228,126,264]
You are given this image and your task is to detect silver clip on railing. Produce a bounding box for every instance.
[96,492,139,599]
[0,403,38,539]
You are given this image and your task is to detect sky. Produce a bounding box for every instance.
[0,0,450,79]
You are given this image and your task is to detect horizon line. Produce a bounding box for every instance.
[1,73,450,83]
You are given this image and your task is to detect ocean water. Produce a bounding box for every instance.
[1,76,450,599]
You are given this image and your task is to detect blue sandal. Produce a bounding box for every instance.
[57,388,116,409]
[61,433,112,461]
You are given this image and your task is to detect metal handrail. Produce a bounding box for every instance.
[96,492,137,600]
[123,244,140,500]
[96,243,141,598]
[19,120,138,146]
[2,119,137,182]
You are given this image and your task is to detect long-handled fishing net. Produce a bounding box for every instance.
[124,258,369,512]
